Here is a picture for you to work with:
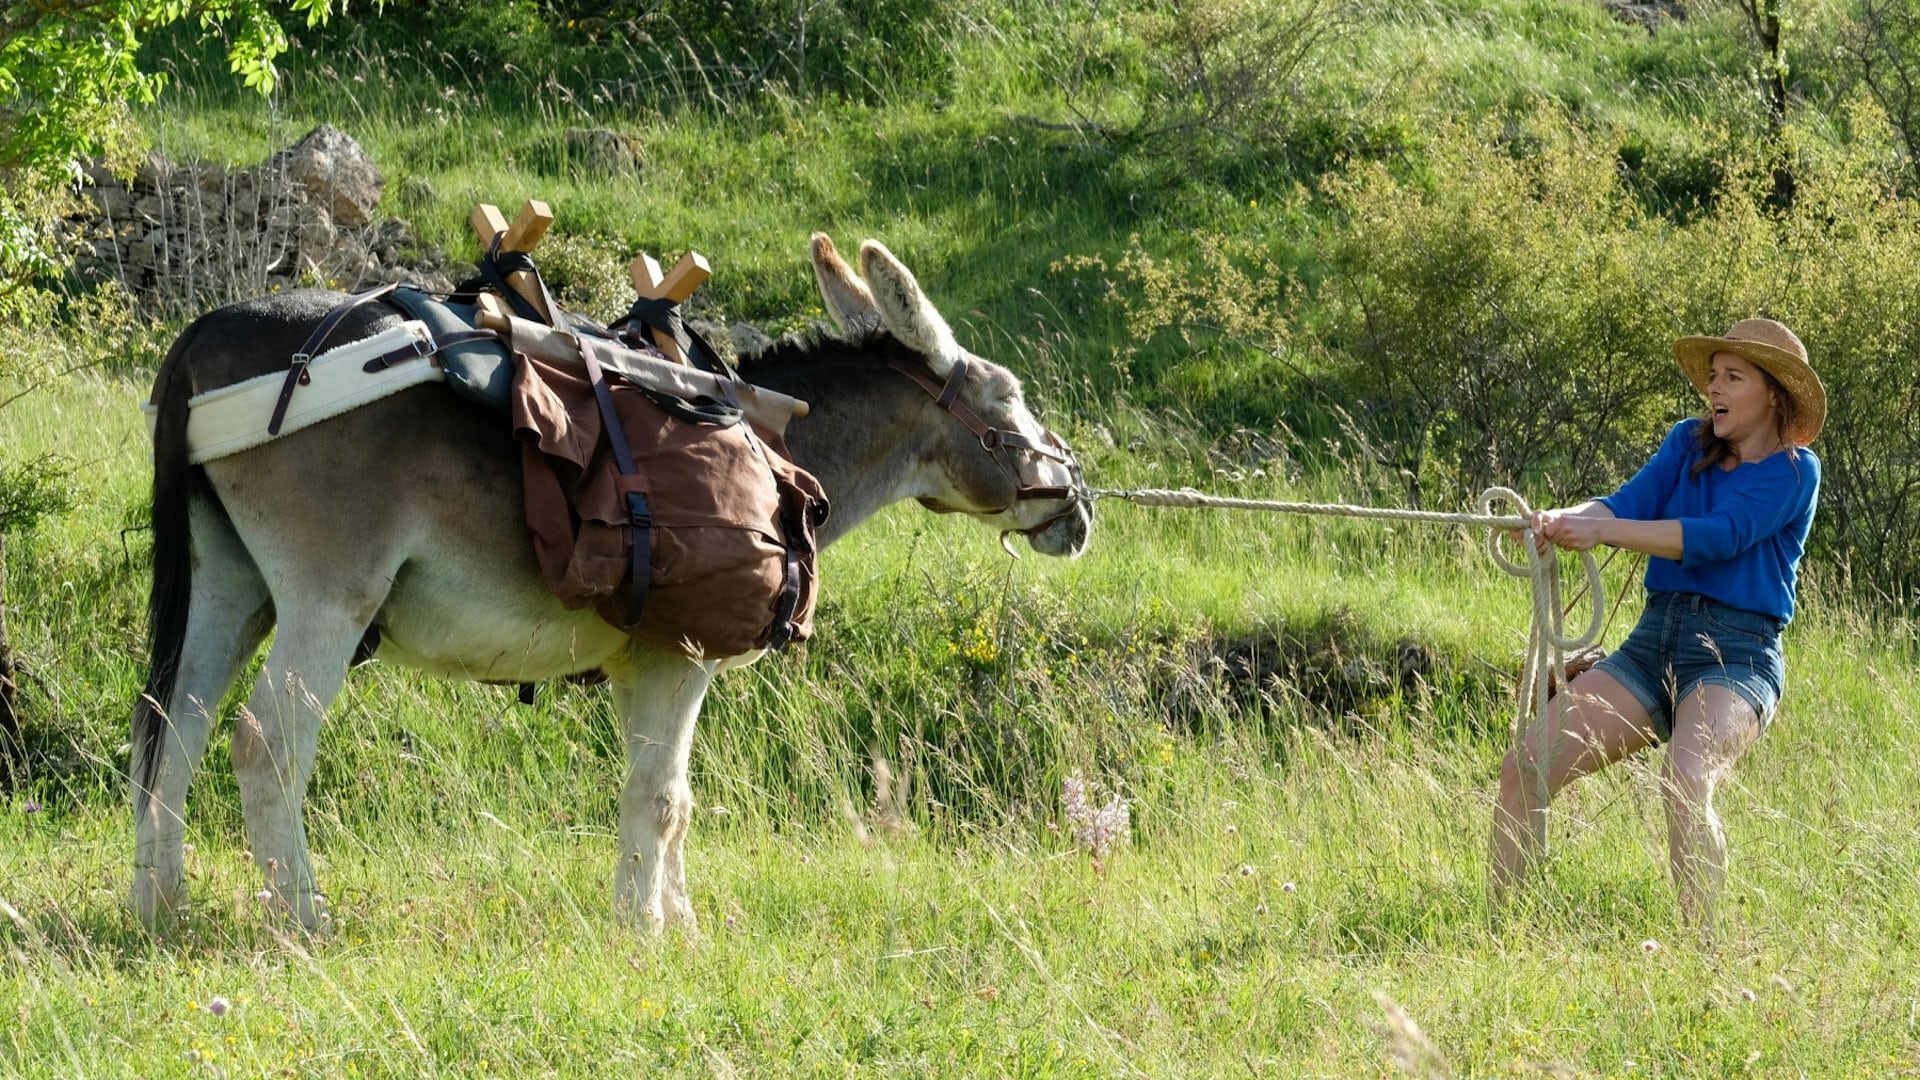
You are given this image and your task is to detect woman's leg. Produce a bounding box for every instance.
[1491,669,1658,902]
[1662,684,1764,934]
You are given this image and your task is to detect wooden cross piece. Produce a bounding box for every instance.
[470,200,555,324]
[628,251,710,364]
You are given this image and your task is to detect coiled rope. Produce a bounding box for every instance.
[1089,485,1604,746]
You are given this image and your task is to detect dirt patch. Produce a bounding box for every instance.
[1161,608,1505,731]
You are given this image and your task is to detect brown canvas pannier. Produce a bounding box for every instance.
[510,341,828,658]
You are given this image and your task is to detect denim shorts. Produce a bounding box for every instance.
[1589,591,1786,743]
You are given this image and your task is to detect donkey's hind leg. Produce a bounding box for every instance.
[610,647,715,933]
[132,497,271,926]
[230,596,376,932]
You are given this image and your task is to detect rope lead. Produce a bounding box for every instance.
[1092,484,1606,844]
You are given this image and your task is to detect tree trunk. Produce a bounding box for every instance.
[1739,0,1795,209]
[0,532,20,794]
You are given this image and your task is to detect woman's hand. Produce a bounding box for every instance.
[1534,508,1610,552]
[1508,507,1611,554]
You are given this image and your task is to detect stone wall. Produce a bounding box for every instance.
[68,125,454,315]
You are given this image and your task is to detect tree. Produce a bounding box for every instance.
[1717,0,1799,207]
[0,0,354,291]
[1731,0,1792,135]
[1839,0,1920,190]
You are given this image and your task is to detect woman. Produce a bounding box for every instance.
[1489,317,1823,930]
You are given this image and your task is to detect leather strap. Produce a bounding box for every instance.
[887,356,1083,506]
[580,338,653,627]
[358,328,472,373]
[269,283,402,435]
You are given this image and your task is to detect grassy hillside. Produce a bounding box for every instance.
[7,0,1920,1074]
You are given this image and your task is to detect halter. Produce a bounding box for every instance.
[888,355,1090,550]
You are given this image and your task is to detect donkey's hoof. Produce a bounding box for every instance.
[131,868,189,929]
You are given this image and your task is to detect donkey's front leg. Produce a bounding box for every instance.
[610,648,715,933]
[231,610,362,932]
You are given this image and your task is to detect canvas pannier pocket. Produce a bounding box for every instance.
[512,349,827,658]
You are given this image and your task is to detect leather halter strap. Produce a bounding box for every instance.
[887,356,1081,504]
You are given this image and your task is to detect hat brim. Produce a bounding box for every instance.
[1674,335,1827,446]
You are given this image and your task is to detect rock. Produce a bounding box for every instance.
[728,322,774,357]
[276,124,383,227]
[1599,0,1686,31]
[564,127,646,178]
[63,127,464,314]
[87,185,135,220]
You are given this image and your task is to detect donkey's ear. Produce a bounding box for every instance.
[810,232,881,335]
[859,239,962,375]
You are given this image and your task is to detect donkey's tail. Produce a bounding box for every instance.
[133,320,206,794]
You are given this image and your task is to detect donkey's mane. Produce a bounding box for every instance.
[736,327,930,400]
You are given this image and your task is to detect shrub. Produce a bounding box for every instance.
[1049,0,1353,155]
[1318,108,1682,506]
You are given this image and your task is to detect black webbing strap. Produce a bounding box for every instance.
[579,338,654,628]
[269,282,401,435]
[478,232,561,326]
[612,297,740,386]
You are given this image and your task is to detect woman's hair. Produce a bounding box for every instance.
[1691,367,1803,477]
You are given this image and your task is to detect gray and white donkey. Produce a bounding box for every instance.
[132,235,1092,933]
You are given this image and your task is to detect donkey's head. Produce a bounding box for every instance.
[811,233,1092,558]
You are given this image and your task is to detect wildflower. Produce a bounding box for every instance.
[1640,939,1660,954]
[256,889,274,903]
[1281,881,1296,894]
[207,997,230,1017]
[22,800,39,814]
[724,913,738,929]
[1238,865,1254,878]
[1740,987,1757,1002]
[1061,773,1130,863]
[1225,824,1238,835]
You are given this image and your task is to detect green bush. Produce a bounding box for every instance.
[279,0,963,106]
[1318,107,1682,506]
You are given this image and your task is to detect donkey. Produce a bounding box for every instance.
[132,235,1092,933]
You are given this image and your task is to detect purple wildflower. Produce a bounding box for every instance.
[22,800,40,814]
[207,997,230,1017]
[1062,773,1131,862]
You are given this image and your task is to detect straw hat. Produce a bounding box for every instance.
[1674,317,1826,446]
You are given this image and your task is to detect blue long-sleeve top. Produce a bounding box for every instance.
[1597,418,1819,623]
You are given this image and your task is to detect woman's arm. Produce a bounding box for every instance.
[1532,501,1685,560]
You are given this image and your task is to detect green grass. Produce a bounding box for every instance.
[6,358,1920,1075]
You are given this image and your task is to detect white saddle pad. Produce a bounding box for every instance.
[142,321,444,464]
